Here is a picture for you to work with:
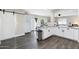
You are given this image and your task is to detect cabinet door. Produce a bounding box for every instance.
[54,27,58,35]
[52,27,55,35]
[42,27,54,40]
[53,27,57,35]
[73,29,79,41]
[63,28,74,40]
[48,27,53,36]
[55,27,63,37]
[42,29,48,39]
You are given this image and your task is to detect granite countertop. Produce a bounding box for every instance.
[55,26,79,29]
[37,26,79,30]
[69,27,79,29]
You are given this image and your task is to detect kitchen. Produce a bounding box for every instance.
[34,9,79,42]
[0,9,79,49]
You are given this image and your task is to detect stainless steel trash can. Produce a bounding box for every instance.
[37,30,42,40]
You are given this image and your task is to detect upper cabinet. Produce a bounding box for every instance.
[54,9,78,17]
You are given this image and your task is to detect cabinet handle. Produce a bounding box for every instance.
[62,30,64,32]
[48,30,50,32]
[58,27,60,29]
[67,28,69,30]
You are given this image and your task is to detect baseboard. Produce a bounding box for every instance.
[1,34,25,41]
[15,34,25,37]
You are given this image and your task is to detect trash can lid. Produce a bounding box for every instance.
[37,30,42,32]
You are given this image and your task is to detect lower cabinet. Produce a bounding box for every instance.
[42,27,54,40]
[41,27,79,42]
[54,27,63,37]
[48,27,53,37]
[63,28,74,40]
[42,29,48,39]
[73,29,79,41]
[54,27,79,42]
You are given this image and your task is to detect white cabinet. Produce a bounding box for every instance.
[63,28,79,41]
[73,29,79,41]
[42,27,54,40]
[48,27,53,36]
[54,27,63,37]
[63,28,74,40]
[54,27,74,40]
[52,27,55,35]
[53,27,79,42]
[41,26,79,42]
[42,28,48,39]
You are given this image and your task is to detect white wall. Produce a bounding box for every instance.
[25,15,32,33]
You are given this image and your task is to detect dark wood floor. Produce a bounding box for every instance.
[38,36,79,49]
[0,31,79,49]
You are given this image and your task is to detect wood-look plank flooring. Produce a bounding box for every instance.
[0,31,79,49]
[38,36,79,49]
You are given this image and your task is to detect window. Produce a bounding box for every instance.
[58,18,67,25]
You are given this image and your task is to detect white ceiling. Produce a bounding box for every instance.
[25,9,53,16]
[5,9,27,14]
[4,9,78,17]
[5,9,53,16]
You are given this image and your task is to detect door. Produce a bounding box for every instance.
[15,14,26,36]
[2,12,16,40]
